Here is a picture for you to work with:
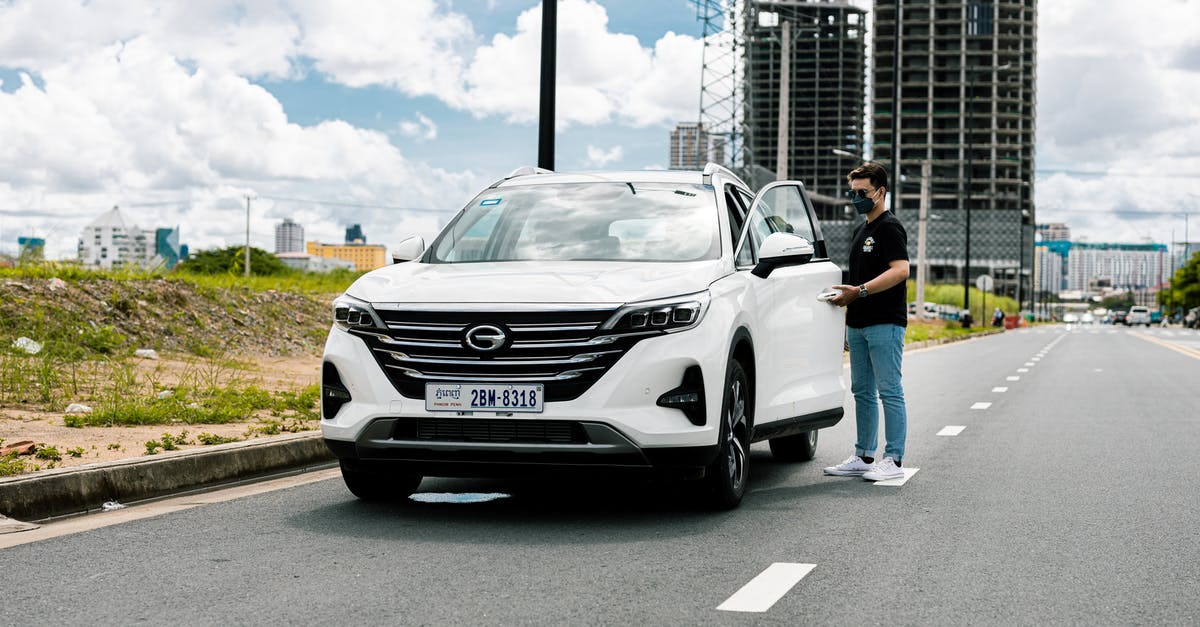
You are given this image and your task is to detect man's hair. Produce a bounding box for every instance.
[847,162,888,192]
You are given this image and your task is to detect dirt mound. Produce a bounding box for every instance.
[1,277,333,358]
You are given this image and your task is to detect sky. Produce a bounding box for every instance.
[1,0,1199,261]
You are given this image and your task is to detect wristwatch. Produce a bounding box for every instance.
[858,284,868,298]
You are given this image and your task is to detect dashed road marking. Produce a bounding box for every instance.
[1017,368,1029,373]
[718,563,816,613]
[1006,376,1020,381]
[992,386,1008,393]
[937,426,966,436]
[971,402,992,410]
[1024,362,1035,366]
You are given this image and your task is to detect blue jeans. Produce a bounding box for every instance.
[847,324,907,462]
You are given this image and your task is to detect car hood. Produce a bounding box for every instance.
[345,260,729,305]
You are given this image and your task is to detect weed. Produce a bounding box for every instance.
[107,443,122,450]
[144,441,161,455]
[35,445,62,462]
[197,433,242,445]
[0,452,27,477]
[66,446,85,458]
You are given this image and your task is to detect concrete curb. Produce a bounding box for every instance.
[0,432,335,523]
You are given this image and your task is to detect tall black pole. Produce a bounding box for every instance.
[963,72,973,327]
[538,0,557,170]
[889,0,900,214]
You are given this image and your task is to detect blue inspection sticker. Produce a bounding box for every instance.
[480,198,502,206]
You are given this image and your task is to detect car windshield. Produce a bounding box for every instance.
[430,182,720,263]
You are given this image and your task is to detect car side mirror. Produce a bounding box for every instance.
[752,232,814,278]
[392,236,425,263]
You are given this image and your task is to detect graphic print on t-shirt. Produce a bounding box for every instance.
[862,236,875,253]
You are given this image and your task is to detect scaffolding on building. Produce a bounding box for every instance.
[693,0,753,181]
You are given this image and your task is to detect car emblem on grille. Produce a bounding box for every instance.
[464,324,506,352]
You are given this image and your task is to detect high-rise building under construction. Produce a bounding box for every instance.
[873,0,1038,303]
[744,0,868,217]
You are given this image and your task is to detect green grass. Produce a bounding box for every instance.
[907,281,1019,326]
[0,452,28,477]
[0,261,361,296]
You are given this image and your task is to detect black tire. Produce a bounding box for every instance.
[769,429,818,462]
[700,359,750,510]
[339,460,422,501]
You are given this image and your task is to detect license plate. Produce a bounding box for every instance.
[425,383,544,413]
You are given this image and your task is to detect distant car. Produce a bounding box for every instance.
[1186,307,1200,329]
[1063,312,1080,324]
[1081,312,1095,325]
[1111,310,1128,325]
[1127,306,1152,327]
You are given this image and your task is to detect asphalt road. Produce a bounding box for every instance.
[4,324,1199,625]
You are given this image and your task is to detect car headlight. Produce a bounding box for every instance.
[601,290,711,333]
[332,294,385,330]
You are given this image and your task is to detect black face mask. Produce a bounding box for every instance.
[849,189,876,215]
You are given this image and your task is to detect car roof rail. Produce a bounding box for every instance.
[488,165,555,188]
[702,162,749,189]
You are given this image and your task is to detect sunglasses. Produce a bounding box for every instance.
[847,188,875,200]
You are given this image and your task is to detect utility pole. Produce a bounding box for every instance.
[890,0,900,214]
[537,0,557,170]
[244,195,252,278]
[915,160,931,320]
[775,21,790,180]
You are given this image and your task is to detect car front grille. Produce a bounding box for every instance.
[397,418,588,444]
[349,307,659,402]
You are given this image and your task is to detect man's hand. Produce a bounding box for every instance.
[829,284,860,307]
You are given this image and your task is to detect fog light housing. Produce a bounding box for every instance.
[657,365,705,426]
[322,362,352,420]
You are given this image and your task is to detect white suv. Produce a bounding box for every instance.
[321,164,846,508]
[1126,306,1151,327]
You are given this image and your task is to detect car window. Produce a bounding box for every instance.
[754,185,817,246]
[431,182,721,263]
[734,202,779,267]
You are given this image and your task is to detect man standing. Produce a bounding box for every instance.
[824,162,910,481]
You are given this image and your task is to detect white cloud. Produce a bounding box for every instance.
[584,145,624,168]
[1035,0,1200,245]
[0,29,481,259]
[398,113,438,142]
[460,0,702,127]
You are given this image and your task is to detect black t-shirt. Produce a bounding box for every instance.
[847,211,909,328]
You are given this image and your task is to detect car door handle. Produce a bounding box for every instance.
[816,291,839,303]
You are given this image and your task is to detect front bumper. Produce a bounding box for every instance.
[320,313,732,476]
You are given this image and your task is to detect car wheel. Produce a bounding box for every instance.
[701,359,750,510]
[769,429,818,462]
[339,460,422,501]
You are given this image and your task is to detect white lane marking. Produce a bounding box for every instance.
[992,386,1008,393]
[971,402,992,410]
[1017,368,1029,373]
[1094,368,1103,372]
[1163,331,1175,337]
[937,425,966,436]
[874,467,919,487]
[1031,357,1041,361]
[1024,362,1035,366]
[1006,376,1020,381]
[718,563,816,613]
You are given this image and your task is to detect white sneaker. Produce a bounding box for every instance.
[862,456,904,481]
[823,455,872,476]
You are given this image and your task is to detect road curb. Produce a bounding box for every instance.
[0,432,335,523]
